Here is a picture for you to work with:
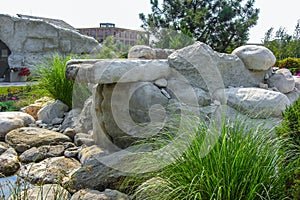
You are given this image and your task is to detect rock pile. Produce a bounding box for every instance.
[0,110,129,199]
[1,42,299,199]
[66,42,299,150]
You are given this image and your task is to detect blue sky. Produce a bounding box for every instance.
[1,0,299,43]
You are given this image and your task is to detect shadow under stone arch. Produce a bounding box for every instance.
[0,40,11,79]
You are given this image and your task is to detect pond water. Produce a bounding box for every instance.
[0,175,33,199]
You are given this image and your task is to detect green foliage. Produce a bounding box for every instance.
[140,0,259,52]
[263,20,300,59]
[147,29,195,50]
[275,57,300,75]
[96,36,130,59]
[0,85,46,112]
[276,98,300,199]
[0,101,19,112]
[34,55,74,107]
[277,96,300,142]
[131,119,296,199]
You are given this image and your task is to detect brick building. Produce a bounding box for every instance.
[78,23,146,46]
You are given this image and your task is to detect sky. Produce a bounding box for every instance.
[0,0,299,43]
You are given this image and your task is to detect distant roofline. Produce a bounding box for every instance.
[77,26,145,32]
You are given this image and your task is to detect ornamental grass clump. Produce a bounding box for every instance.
[132,118,297,200]
[34,55,74,107]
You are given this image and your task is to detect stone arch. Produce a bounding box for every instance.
[0,40,11,79]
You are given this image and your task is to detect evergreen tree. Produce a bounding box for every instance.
[140,0,259,52]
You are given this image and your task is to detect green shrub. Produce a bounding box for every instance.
[0,85,46,112]
[34,55,74,107]
[276,57,300,75]
[132,119,297,200]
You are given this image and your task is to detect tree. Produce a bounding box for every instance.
[263,20,300,59]
[140,0,259,52]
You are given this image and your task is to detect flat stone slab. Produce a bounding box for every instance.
[66,59,171,84]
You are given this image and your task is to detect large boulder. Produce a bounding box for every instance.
[5,127,71,153]
[168,42,259,90]
[37,100,69,124]
[0,112,35,140]
[19,156,81,184]
[225,87,290,118]
[0,14,101,69]
[0,148,20,177]
[68,145,124,191]
[232,45,276,71]
[267,68,295,94]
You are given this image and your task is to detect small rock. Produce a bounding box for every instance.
[39,145,65,158]
[8,184,71,200]
[161,88,171,99]
[63,128,77,140]
[21,97,54,120]
[128,45,155,59]
[0,142,9,155]
[51,128,60,132]
[259,83,268,89]
[51,117,64,125]
[154,78,168,87]
[19,147,45,163]
[36,120,43,125]
[70,189,129,200]
[0,148,20,177]
[37,100,69,124]
[294,76,300,90]
[285,89,300,104]
[64,147,79,158]
[267,68,295,94]
[63,142,76,149]
[74,133,94,147]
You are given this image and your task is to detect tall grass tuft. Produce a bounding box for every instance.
[34,55,74,107]
[276,97,300,199]
[132,118,297,200]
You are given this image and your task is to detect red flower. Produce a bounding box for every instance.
[10,67,31,76]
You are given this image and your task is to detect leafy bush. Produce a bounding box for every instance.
[276,98,300,199]
[34,55,74,107]
[275,57,300,75]
[131,119,297,200]
[0,85,46,112]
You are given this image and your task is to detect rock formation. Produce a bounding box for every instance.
[0,14,102,71]
[66,42,299,151]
